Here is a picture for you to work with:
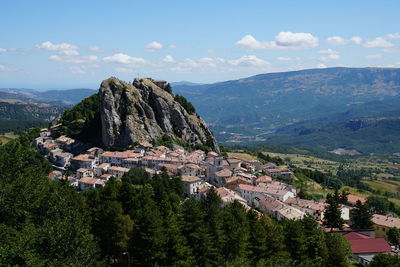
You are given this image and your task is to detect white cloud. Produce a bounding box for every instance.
[326,36,347,45]
[169,57,226,72]
[228,55,269,67]
[365,54,383,59]
[198,57,225,68]
[69,66,87,75]
[236,35,275,49]
[169,44,177,49]
[88,46,102,52]
[386,33,400,40]
[0,48,6,53]
[180,58,200,68]
[277,57,292,61]
[350,36,362,45]
[236,32,318,50]
[0,64,16,72]
[59,50,79,56]
[275,32,318,48]
[316,63,327,68]
[49,55,98,64]
[326,36,362,45]
[145,41,163,52]
[37,41,78,51]
[162,55,175,63]
[318,49,339,62]
[103,53,146,65]
[364,37,394,48]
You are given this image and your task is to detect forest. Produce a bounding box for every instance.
[0,129,363,266]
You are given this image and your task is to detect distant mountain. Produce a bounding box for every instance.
[0,99,65,121]
[171,81,204,87]
[267,112,400,154]
[0,88,96,106]
[173,67,400,153]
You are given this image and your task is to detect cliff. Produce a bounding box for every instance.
[61,77,219,152]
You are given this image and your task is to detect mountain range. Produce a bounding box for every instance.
[173,67,400,154]
[3,67,400,154]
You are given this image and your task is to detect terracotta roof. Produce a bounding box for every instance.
[372,214,400,228]
[255,176,272,183]
[225,176,251,184]
[215,169,232,177]
[97,163,110,168]
[71,154,93,162]
[181,176,201,183]
[109,166,130,172]
[343,232,370,240]
[347,194,367,205]
[184,163,201,169]
[259,196,285,212]
[159,163,180,170]
[207,152,219,157]
[47,171,62,179]
[101,151,138,158]
[237,184,267,193]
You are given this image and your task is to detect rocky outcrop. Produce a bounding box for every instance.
[99,77,219,152]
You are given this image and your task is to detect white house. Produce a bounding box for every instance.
[181,176,202,197]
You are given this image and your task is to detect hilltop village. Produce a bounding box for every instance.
[35,125,400,265]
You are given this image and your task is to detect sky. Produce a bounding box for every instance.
[1,0,400,89]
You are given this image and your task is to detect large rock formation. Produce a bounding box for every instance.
[98,77,219,152]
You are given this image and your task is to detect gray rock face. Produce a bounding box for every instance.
[99,77,219,152]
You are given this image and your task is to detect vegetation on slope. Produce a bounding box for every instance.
[59,93,102,145]
[0,129,100,266]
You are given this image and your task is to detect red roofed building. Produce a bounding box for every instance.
[343,232,392,265]
[254,176,272,186]
[347,194,367,206]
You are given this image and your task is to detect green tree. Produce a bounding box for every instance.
[350,200,373,230]
[181,198,214,266]
[301,215,329,266]
[366,196,393,214]
[325,233,351,267]
[283,219,307,264]
[387,227,400,246]
[369,254,400,267]
[222,201,250,260]
[0,131,100,266]
[324,192,345,231]
[92,200,133,260]
[174,94,196,115]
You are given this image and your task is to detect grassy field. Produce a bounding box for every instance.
[363,178,400,194]
[261,151,340,173]
[227,152,257,161]
[0,132,18,144]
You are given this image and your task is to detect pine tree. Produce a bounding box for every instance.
[351,200,373,230]
[387,227,400,247]
[324,192,344,231]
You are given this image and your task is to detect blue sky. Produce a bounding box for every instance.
[1,0,400,88]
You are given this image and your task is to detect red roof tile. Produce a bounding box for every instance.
[344,232,370,240]
[347,238,391,254]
